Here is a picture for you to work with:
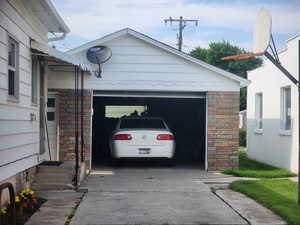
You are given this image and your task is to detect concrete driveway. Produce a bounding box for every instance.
[71,165,247,225]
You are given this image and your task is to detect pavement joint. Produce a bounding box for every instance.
[211,189,251,225]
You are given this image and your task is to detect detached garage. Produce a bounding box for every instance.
[47,28,249,171]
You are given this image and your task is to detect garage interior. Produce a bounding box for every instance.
[92,92,206,168]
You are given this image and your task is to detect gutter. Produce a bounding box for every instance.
[48,32,67,42]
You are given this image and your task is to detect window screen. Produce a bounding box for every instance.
[31,58,38,104]
[8,37,19,97]
[255,93,263,129]
[281,86,291,130]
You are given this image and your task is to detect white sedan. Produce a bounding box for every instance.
[110,117,175,160]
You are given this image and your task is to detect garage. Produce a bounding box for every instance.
[92,91,206,168]
[48,28,249,172]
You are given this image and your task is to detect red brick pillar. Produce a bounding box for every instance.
[57,89,92,169]
[207,92,239,171]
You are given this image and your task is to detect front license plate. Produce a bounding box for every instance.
[139,148,150,155]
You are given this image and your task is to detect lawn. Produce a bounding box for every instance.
[222,151,296,178]
[229,179,300,225]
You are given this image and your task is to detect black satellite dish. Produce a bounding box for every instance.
[86,45,112,78]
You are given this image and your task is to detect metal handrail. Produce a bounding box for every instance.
[0,183,16,225]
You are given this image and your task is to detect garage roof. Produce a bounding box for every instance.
[68,28,250,87]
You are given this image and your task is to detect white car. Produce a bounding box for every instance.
[110,117,175,160]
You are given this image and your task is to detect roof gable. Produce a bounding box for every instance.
[68,28,250,87]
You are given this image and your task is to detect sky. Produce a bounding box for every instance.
[51,0,300,53]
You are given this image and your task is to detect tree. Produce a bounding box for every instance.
[190,41,263,110]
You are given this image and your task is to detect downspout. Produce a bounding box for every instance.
[48,32,67,42]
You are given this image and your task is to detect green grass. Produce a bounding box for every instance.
[222,151,296,178]
[230,179,300,225]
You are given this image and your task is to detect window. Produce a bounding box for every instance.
[47,98,56,107]
[31,57,39,104]
[8,37,19,98]
[47,112,55,121]
[281,86,292,130]
[255,93,263,129]
[120,119,166,129]
[105,106,147,118]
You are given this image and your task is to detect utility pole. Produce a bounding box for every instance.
[164,16,198,51]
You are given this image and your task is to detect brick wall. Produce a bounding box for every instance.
[207,91,239,171]
[54,89,238,171]
[55,89,92,168]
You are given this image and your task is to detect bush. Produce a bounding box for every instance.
[239,128,246,147]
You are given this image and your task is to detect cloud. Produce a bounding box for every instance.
[53,0,299,37]
[51,0,300,51]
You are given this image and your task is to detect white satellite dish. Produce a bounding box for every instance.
[253,8,272,54]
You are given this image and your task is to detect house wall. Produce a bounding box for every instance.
[50,89,92,169]
[0,166,36,206]
[247,36,299,173]
[48,34,241,92]
[207,92,239,171]
[0,0,48,182]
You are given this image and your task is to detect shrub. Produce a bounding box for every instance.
[239,128,246,147]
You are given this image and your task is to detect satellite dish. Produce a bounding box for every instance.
[86,45,112,78]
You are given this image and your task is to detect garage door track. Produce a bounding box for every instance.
[70,166,247,225]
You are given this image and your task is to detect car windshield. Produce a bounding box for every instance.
[120,119,166,129]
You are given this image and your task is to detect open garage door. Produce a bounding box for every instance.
[92,91,207,169]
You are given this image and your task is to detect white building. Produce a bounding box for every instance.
[0,0,89,192]
[247,35,299,173]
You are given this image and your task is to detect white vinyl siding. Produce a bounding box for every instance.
[0,0,48,181]
[255,93,263,130]
[280,86,292,130]
[48,35,241,92]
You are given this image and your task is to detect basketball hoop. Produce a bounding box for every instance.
[221,7,300,205]
[221,7,298,85]
[221,8,271,60]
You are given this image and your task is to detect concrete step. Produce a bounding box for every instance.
[31,183,75,191]
[34,173,73,183]
[33,162,76,191]
[37,165,74,174]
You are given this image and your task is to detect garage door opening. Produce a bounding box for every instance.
[92,94,206,169]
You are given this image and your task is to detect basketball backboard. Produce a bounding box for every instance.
[222,8,272,60]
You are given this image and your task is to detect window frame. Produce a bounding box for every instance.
[31,56,39,105]
[280,86,292,131]
[7,36,19,100]
[255,92,263,131]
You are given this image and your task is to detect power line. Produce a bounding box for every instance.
[164,16,198,51]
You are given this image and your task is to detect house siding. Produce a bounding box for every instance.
[0,0,48,181]
[48,35,241,92]
[247,37,299,173]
